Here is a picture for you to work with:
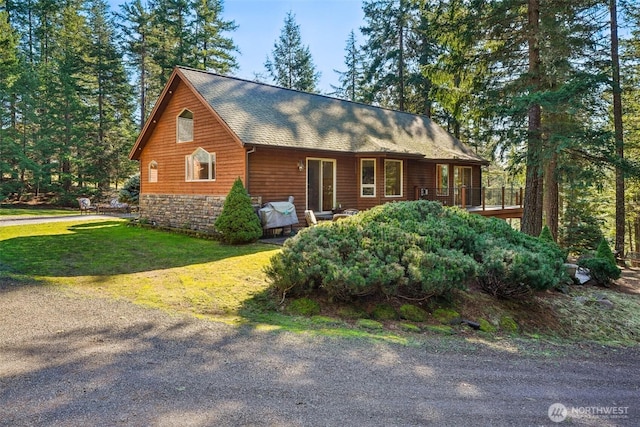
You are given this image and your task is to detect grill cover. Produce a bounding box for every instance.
[259,202,299,229]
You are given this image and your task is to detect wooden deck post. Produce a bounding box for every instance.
[519,187,524,207]
[461,186,466,208]
[501,186,505,210]
[482,187,486,211]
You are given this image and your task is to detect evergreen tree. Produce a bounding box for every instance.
[361,0,418,111]
[332,30,366,102]
[214,178,263,244]
[0,3,21,197]
[264,11,320,92]
[86,0,137,189]
[189,0,238,72]
[117,0,158,128]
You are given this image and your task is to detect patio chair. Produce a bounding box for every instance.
[304,210,317,227]
[77,197,98,215]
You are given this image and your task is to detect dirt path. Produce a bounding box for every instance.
[1,282,638,427]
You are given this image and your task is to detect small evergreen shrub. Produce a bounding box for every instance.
[539,225,554,243]
[577,240,621,286]
[579,258,621,286]
[595,239,617,267]
[119,174,140,204]
[214,178,263,244]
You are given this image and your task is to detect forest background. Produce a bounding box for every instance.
[1,0,640,255]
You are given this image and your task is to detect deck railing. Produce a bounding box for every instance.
[418,186,523,210]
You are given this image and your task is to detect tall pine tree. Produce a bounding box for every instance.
[265,11,320,92]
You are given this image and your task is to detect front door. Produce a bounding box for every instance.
[454,166,472,206]
[307,159,336,212]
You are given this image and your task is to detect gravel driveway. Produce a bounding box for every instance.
[1,282,638,427]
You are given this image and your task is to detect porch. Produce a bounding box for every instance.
[418,186,524,219]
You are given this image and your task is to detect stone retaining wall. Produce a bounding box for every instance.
[140,194,226,233]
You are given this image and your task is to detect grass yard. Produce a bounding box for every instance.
[0,205,77,218]
[2,215,639,348]
[0,218,279,323]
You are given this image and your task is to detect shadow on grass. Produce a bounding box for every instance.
[0,221,275,277]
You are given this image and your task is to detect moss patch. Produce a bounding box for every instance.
[357,319,384,330]
[424,325,455,335]
[337,306,369,319]
[499,315,519,333]
[400,323,421,333]
[432,308,460,324]
[478,318,497,333]
[286,298,321,316]
[371,303,398,320]
[399,304,428,322]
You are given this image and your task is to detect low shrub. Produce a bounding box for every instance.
[577,240,621,286]
[265,201,567,302]
[578,257,621,286]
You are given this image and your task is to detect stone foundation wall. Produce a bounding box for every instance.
[140,194,226,233]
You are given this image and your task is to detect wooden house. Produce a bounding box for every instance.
[129,66,490,232]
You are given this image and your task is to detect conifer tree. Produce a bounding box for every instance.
[332,30,366,102]
[189,0,238,72]
[265,11,320,92]
[215,178,263,244]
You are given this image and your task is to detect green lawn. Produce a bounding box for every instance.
[3,217,638,347]
[0,205,77,217]
[0,218,280,323]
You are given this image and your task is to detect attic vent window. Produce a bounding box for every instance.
[177,109,194,143]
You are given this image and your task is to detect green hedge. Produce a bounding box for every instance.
[265,201,567,301]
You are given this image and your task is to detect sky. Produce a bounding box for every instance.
[109,0,365,93]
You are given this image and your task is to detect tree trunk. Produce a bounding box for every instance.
[610,0,625,256]
[521,0,543,237]
[544,151,559,240]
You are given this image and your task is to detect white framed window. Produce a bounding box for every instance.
[360,159,376,197]
[384,159,403,197]
[185,147,215,181]
[436,164,449,196]
[148,161,158,183]
[177,109,194,143]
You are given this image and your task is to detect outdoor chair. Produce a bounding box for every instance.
[77,197,97,215]
[304,210,318,227]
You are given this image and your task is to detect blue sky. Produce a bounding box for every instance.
[109,0,365,93]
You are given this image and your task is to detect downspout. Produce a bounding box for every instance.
[245,146,256,193]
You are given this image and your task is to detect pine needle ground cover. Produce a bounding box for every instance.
[0,219,278,323]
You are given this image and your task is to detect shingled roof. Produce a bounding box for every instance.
[131,66,487,163]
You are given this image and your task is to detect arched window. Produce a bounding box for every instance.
[148,161,158,183]
[177,109,193,143]
[185,147,215,181]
